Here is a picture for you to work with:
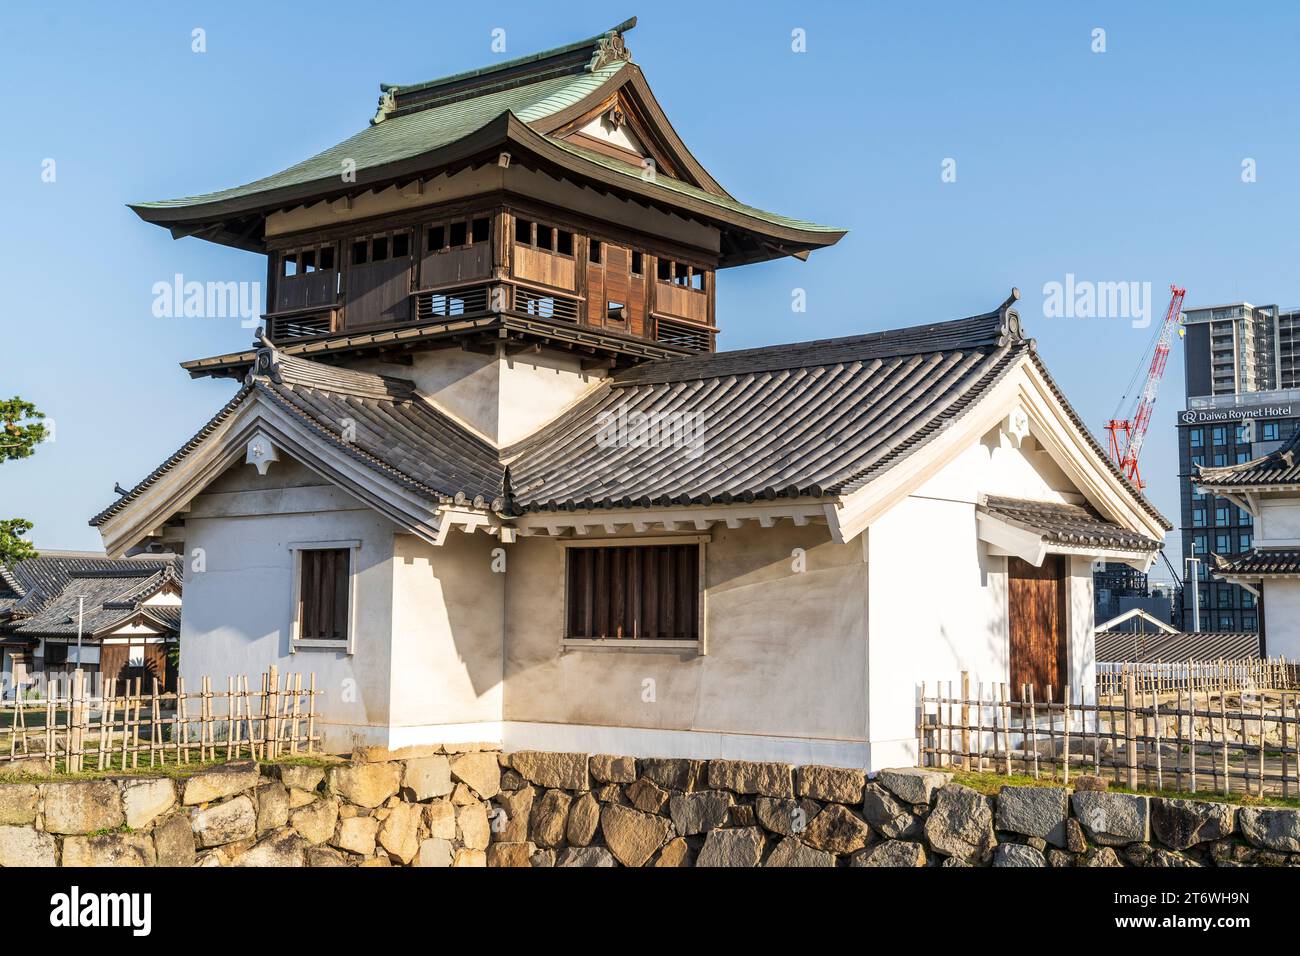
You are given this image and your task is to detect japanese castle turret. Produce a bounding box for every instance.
[134,19,843,404]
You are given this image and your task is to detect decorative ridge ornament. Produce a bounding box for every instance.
[588,18,636,72]
[247,330,282,386]
[371,88,397,125]
[998,287,1023,343]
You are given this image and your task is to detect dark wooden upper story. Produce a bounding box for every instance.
[265,199,716,356]
[131,18,844,376]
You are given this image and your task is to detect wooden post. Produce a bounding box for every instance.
[68,669,85,774]
[1124,673,1137,790]
[918,681,926,768]
[1000,682,1011,776]
[960,671,971,772]
[1153,686,1162,791]
[266,666,280,761]
[1063,685,1072,786]
[1283,692,1291,800]
[150,678,160,768]
[1027,683,1039,780]
[307,673,317,754]
[1219,680,1230,795]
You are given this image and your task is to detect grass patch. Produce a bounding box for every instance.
[0,752,334,784]
[950,768,1300,810]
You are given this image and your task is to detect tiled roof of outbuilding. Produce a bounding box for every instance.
[977,496,1162,552]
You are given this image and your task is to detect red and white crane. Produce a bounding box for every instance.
[1105,284,1186,490]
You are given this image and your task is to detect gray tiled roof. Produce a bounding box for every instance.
[0,555,183,639]
[978,496,1163,553]
[1095,629,1261,664]
[0,554,180,619]
[1198,431,1300,487]
[92,304,1170,535]
[1214,549,1300,577]
[506,310,1029,511]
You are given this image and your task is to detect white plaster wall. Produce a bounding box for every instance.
[1264,581,1300,658]
[502,523,869,765]
[1259,498,1300,541]
[353,348,604,447]
[389,532,504,741]
[178,458,400,753]
[864,424,1100,769]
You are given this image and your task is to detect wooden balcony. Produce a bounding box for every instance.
[265,305,338,340]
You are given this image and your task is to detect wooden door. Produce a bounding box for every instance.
[1008,556,1067,700]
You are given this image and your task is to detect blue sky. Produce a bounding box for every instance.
[3,1,1298,578]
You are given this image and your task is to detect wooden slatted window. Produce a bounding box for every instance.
[565,544,700,641]
[297,548,351,643]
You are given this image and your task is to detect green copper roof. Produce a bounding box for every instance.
[547,136,845,235]
[130,18,845,252]
[134,62,627,212]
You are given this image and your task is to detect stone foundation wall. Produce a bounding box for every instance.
[1,748,1297,866]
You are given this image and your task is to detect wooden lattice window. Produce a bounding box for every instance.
[565,543,701,642]
[294,546,352,645]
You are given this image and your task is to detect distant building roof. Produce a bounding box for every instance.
[0,553,182,640]
[1095,629,1261,664]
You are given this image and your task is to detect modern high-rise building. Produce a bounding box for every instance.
[1178,302,1300,631]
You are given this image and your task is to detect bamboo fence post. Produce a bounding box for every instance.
[225,676,235,762]
[177,676,189,765]
[291,672,303,755]
[150,678,160,768]
[44,680,54,761]
[1257,692,1266,797]
[1283,692,1291,801]
[1063,685,1072,786]
[1000,683,1011,776]
[307,673,317,753]
[1219,680,1229,795]
[960,672,971,772]
[68,670,85,774]
[918,681,926,768]
[1153,685,1162,791]
[1028,683,1039,780]
[1123,673,1137,790]
[1045,685,1055,779]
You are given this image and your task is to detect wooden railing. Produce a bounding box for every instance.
[266,306,337,340]
[654,316,713,352]
[920,668,1300,797]
[0,667,319,773]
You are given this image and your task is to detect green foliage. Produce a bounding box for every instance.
[0,518,37,567]
[0,397,45,568]
[0,396,46,463]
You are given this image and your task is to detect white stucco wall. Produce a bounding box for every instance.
[1264,581,1300,658]
[388,532,504,745]
[179,458,400,753]
[502,522,870,766]
[863,424,1098,769]
[353,348,603,447]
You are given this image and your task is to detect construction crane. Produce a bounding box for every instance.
[1105,284,1186,491]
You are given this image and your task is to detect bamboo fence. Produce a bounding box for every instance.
[1096,657,1298,698]
[919,666,1300,798]
[0,666,318,772]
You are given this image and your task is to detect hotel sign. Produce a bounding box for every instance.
[1179,404,1294,425]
